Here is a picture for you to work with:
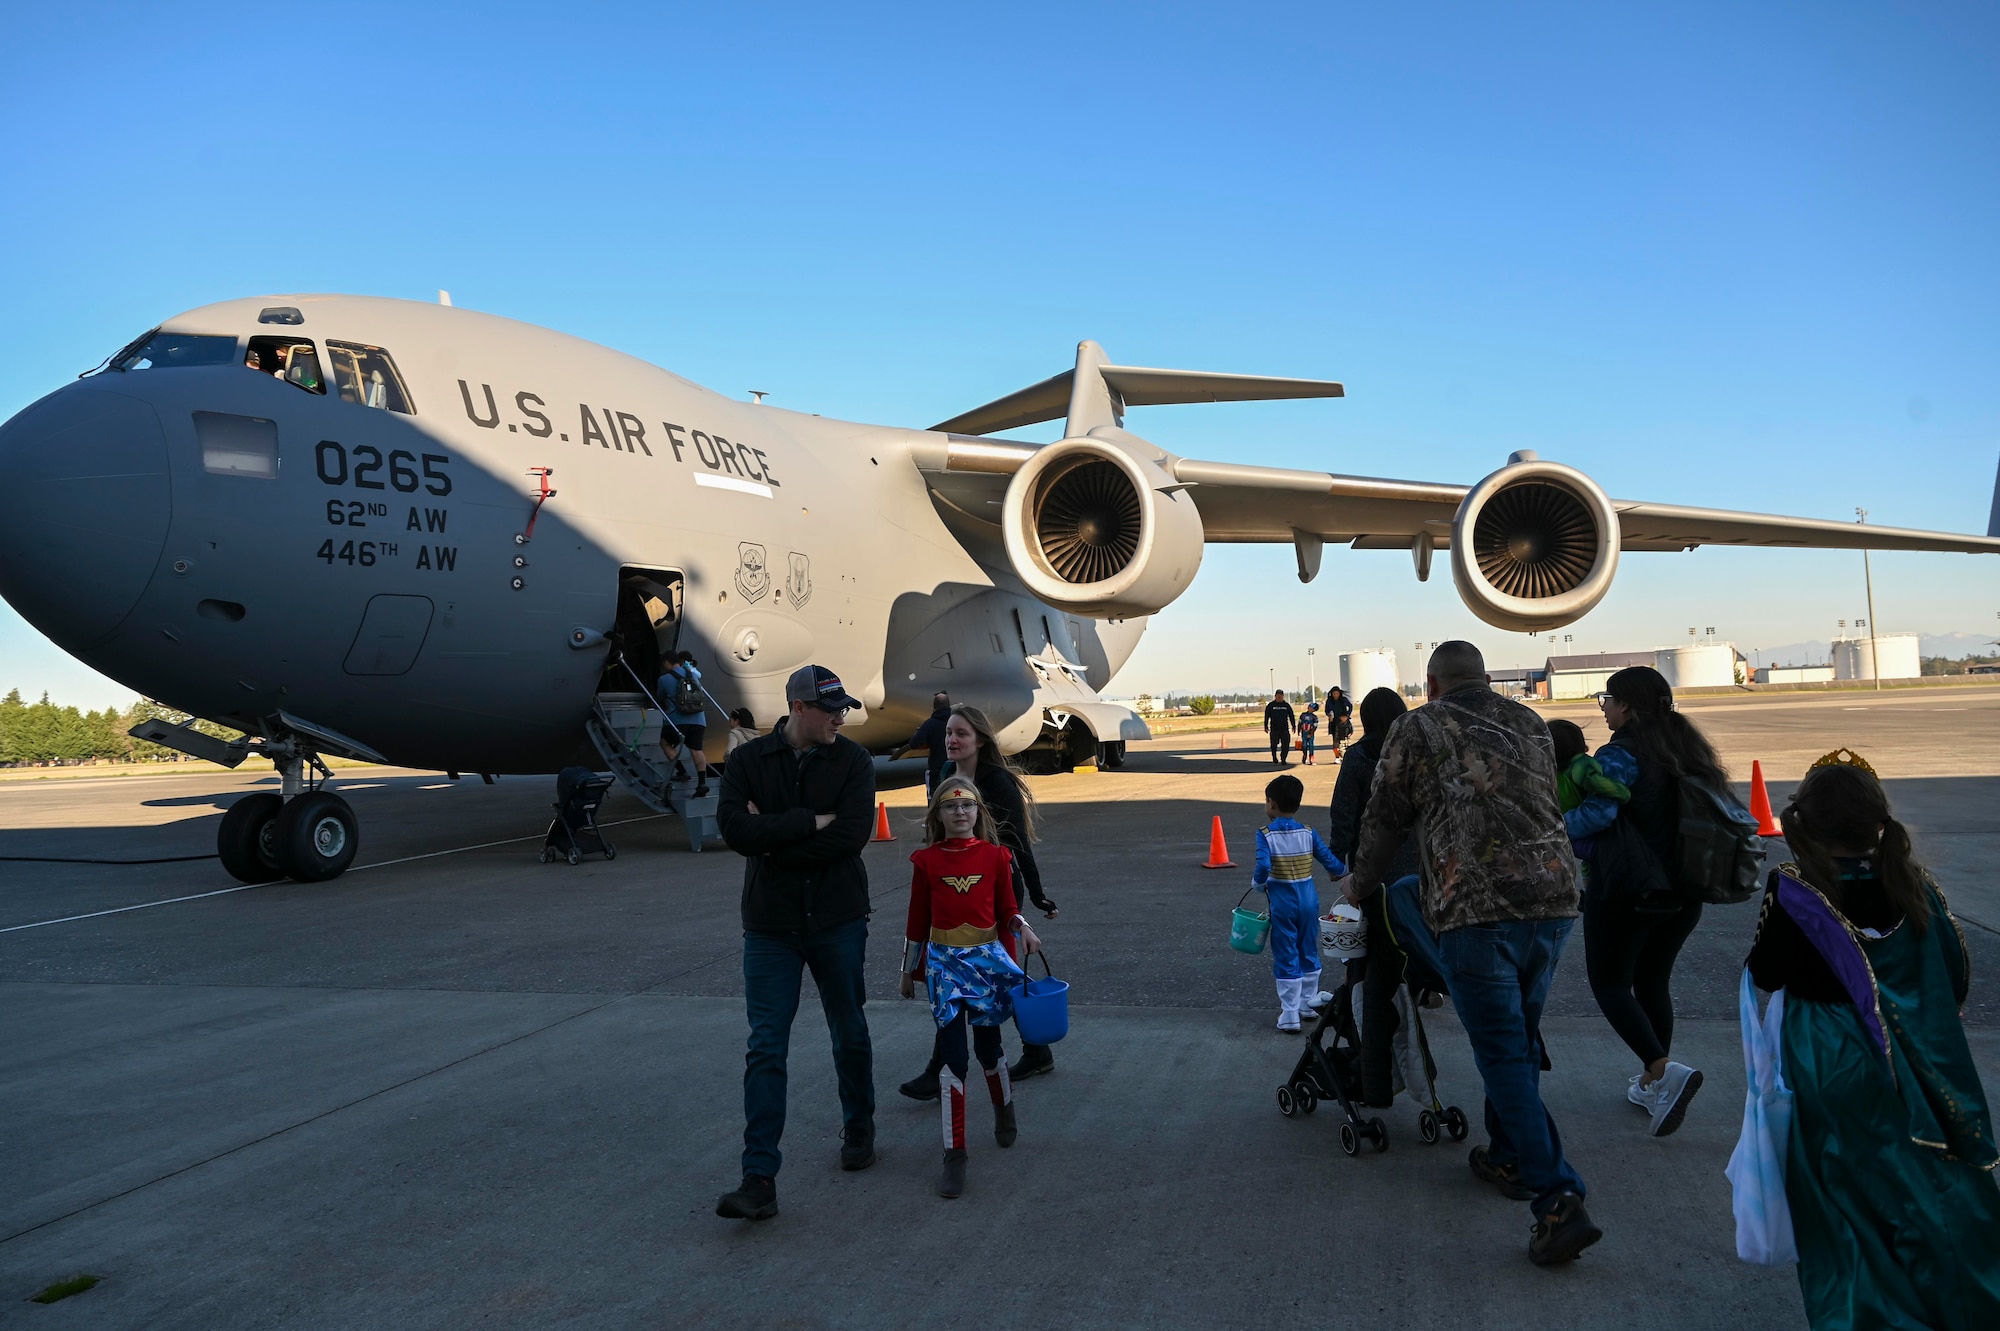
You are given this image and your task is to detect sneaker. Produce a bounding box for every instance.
[1008,1046,1055,1081]
[1645,1063,1703,1137]
[1627,1073,1649,1108]
[938,1148,967,1199]
[1529,1192,1603,1265]
[1468,1145,1536,1201]
[839,1123,876,1171]
[899,1064,943,1101]
[1306,990,1334,1010]
[1276,1008,1302,1033]
[716,1174,778,1220]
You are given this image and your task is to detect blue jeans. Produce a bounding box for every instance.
[741,917,875,1178]
[1437,918,1585,1218]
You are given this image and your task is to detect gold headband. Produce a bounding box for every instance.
[1808,747,1877,776]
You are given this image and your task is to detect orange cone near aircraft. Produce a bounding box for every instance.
[1749,761,1780,838]
[870,802,896,842]
[1202,815,1236,869]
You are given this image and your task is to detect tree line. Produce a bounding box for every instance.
[0,690,242,767]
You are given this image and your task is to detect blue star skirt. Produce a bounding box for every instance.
[925,941,1024,1027]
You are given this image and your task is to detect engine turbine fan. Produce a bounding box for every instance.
[1449,453,1620,632]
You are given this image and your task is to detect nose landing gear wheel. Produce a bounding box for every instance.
[1338,1122,1360,1156]
[217,793,286,884]
[273,791,360,882]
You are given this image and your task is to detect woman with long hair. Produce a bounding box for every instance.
[898,704,1060,1096]
[1748,756,1997,1328]
[1567,665,1723,1136]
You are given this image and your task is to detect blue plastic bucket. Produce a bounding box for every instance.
[1230,888,1271,954]
[1010,953,1070,1045]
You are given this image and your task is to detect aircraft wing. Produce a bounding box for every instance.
[1166,457,2000,554]
[925,443,2000,555]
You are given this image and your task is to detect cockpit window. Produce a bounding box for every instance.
[327,341,415,414]
[112,330,240,372]
[245,335,325,394]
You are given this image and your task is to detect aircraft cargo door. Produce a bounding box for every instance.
[343,594,435,675]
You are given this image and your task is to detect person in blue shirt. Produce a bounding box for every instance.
[658,651,713,797]
[1254,773,1346,1032]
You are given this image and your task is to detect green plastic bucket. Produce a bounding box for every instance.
[1230,889,1271,954]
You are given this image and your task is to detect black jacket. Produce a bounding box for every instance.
[717,723,877,934]
[1263,699,1296,738]
[1328,732,1418,882]
[907,707,951,788]
[941,759,1051,911]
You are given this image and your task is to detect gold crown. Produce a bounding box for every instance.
[1809,747,1877,775]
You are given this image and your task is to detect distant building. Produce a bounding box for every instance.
[1656,643,1743,689]
[1487,667,1543,697]
[1756,664,1835,685]
[1832,634,1920,681]
[1338,648,1399,699]
[1542,651,1656,700]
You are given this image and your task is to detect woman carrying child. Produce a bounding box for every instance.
[1565,666,1716,1136]
[1747,753,1998,1329]
[900,775,1043,1198]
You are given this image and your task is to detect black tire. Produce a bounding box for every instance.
[567,847,582,866]
[1276,1086,1297,1118]
[1296,1085,1318,1114]
[539,847,557,864]
[217,793,285,884]
[1369,1116,1390,1152]
[1338,1122,1360,1156]
[1445,1106,1470,1141]
[1419,1110,1440,1144]
[1098,741,1126,770]
[272,791,360,882]
[602,843,617,861]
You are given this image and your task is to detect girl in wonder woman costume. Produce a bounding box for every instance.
[900,775,1042,1198]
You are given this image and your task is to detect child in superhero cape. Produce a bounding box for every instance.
[900,774,1043,1199]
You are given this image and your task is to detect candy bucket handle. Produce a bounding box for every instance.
[1023,950,1054,980]
[1235,886,1261,910]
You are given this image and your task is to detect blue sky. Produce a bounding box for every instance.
[3,2,1997,706]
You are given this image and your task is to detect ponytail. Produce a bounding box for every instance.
[1780,765,1930,932]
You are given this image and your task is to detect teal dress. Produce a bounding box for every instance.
[1750,864,2000,1329]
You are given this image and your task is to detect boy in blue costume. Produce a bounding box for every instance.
[1254,774,1347,1032]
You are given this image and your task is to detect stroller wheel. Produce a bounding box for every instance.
[1276,1086,1298,1118]
[603,844,618,861]
[1295,1084,1317,1115]
[539,848,556,863]
[567,848,582,866]
[1369,1117,1389,1152]
[1444,1106,1470,1141]
[1418,1109,1441,1144]
[1338,1121,1360,1156]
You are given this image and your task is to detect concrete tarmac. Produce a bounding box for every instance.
[1,685,1996,1328]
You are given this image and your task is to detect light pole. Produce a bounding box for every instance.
[1307,647,1316,704]
[1857,507,1880,691]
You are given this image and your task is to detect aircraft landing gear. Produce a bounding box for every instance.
[215,742,360,884]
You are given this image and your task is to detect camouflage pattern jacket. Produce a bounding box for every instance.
[1352,684,1580,933]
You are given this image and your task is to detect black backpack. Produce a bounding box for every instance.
[1673,774,1764,905]
[670,669,704,715]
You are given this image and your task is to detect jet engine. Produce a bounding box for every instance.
[1001,436,1205,618]
[1450,454,1621,632]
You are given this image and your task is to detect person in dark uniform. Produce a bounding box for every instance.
[891,692,953,796]
[1263,689,1297,766]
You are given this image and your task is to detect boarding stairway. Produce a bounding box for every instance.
[587,693,720,851]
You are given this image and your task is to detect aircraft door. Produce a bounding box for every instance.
[603,568,684,695]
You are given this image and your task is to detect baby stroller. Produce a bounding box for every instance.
[541,766,618,865]
[1276,961,1388,1157]
[1376,981,1470,1147]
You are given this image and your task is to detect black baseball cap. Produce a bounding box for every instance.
[785,664,862,712]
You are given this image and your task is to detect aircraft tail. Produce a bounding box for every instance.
[1989,450,2000,538]
[931,341,1343,437]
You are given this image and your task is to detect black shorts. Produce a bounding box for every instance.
[675,724,707,750]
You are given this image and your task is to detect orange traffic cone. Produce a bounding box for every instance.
[1220,733,1227,750]
[870,802,895,842]
[1201,815,1236,869]
[1749,761,1780,838]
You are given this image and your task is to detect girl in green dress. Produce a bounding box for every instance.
[1747,754,1999,1330]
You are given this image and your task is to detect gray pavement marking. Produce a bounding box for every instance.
[0,883,270,934]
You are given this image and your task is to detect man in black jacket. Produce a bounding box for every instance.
[890,691,952,795]
[1263,689,1296,766]
[713,664,879,1221]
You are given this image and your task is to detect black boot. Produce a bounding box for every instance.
[839,1122,875,1171]
[993,1101,1017,1149]
[1008,1044,1055,1081]
[900,1049,945,1101]
[938,1149,967,1199]
[715,1174,778,1220]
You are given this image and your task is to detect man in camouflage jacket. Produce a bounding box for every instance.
[1342,642,1601,1266]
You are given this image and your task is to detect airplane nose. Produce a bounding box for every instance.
[0,386,172,651]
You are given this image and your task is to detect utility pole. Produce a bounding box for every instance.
[1307,647,1316,704]
[1857,507,1880,692]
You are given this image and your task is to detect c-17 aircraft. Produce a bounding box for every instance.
[3,294,1997,884]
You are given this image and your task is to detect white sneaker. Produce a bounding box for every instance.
[1627,1073,1649,1108]
[1276,1008,1302,1033]
[1645,1062,1703,1137]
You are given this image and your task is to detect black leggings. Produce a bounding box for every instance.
[940,1012,1003,1080]
[1269,732,1291,763]
[1583,887,1702,1068]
